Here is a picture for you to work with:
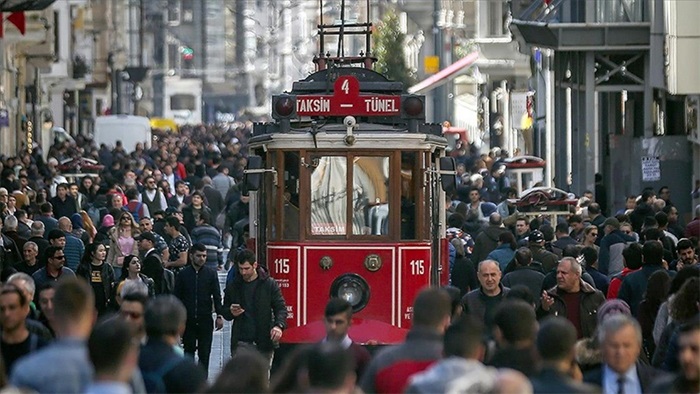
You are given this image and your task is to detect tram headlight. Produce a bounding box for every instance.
[330,274,370,313]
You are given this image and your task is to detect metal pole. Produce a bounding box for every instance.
[432,0,444,123]
[139,0,144,67]
[565,86,572,181]
[544,49,554,187]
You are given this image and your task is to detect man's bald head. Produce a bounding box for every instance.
[58,217,72,232]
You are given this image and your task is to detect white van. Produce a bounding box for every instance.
[93,115,151,153]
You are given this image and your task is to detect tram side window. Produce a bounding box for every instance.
[401,152,417,239]
[310,156,347,235]
[353,157,390,236]
[282,152,300,240]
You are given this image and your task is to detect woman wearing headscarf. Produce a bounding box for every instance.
[94,214,114,246]
[70,213,90,245]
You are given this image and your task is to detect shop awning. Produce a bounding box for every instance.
[408,51,479,94]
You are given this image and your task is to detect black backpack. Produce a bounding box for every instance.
[162,268,175,294]
[142,357,181,393]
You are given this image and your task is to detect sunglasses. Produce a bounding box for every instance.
[52,255,66,260]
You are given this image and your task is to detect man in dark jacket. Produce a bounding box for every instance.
[599,217,636,276]
[581,246,610,296]
[583,314,667,393]
[0,218,22,270]
[630,190,656,233]
[138,295,206,393]
[472,213,508,264]
[35,203,58,239]
[461,260,510,330]
[530,317,598,393]
[502,248,545,306]
[618,240,669,316]
[224,189,250,249]
[189,213,223,270]
[49,183,77,219]
[222,249,287,369]
[528,230,559,273]
[173,243,224,377]
[538,257,606,339]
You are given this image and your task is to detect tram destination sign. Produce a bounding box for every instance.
[296,75,401,117]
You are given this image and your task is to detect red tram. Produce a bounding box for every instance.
[243,5,455,346]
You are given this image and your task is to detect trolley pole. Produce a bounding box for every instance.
[432,0,444,124]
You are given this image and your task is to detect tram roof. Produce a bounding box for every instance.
[248,124,447,151]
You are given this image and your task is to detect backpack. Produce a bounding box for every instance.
[162,268,175,294]
[128,202,143,222]
[142,356,181,393]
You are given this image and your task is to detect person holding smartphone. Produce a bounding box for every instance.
[222,249,287,371]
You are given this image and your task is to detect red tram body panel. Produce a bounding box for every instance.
[267,242,432,344]
[242,8,455,346]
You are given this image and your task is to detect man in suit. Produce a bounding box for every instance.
[584,314,667,393]
[137,232,170,295]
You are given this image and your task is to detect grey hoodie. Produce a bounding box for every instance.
[405,357,498,394]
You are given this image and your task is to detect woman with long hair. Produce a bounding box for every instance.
[70,213,91,245]
[116,255,155,298]
[580,225,600,251]
[637,270,671,359]
[76,243,115,316]
[652,276,700,368]
[79,210,97,241]
[106,211,140,278]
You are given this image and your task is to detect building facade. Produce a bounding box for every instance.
[511,0,698,218]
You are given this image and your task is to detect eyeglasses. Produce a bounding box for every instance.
[52,255,66,260]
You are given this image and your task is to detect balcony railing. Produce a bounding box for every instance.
[515,0,647,24]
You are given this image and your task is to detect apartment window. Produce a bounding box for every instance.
[53,11,59,63]
[596,0,646,22]
[182,0,194,23]
[167,0,180,24]
[167,43,180,71]
[170,94,196,111]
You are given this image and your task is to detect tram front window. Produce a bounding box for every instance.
[310,156,348,235]
[353,157,389,235]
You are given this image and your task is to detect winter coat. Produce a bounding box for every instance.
[472,225,508,264]
[537,280,606,339]
[105,227,140,268]
[221,267,287,352]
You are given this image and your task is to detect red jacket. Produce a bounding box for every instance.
[607,267,639,299]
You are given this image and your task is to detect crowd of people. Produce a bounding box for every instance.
[0,120,697,393]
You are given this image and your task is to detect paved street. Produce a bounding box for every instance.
[207,271,232,382]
